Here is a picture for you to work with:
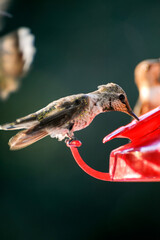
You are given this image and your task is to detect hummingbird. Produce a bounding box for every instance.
[0,83,139,150]
[134,58,160,116]
[0,27,36,100]
[0,0,36,100]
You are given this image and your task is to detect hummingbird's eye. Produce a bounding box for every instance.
[119,94,125,102]
[75,99,81,105]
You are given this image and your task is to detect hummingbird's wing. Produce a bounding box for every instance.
[0,94,89,131]
[0,112,38,130]
[36,94,89,129]
[2,94,90,150]
[0,27,36,100]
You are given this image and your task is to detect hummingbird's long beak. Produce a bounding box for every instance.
[125,101,139,121]
[128,110,139,121]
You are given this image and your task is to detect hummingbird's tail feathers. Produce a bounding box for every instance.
[9,127,48,150]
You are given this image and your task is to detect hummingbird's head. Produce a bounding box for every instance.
[97,83,139,121]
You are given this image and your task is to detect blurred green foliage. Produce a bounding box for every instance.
[0,0,160,239]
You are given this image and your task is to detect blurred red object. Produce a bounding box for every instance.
[67,106,160,182]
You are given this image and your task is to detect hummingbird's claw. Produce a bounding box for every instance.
[65,137,82,148]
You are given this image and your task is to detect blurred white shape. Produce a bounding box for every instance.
[18,27,36,72]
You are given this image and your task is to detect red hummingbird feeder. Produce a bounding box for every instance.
[66,106,160,182]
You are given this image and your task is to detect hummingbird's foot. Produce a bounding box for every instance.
[65,137,82,148]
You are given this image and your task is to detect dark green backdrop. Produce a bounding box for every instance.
[0,0,160,239]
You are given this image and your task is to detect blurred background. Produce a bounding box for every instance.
[0,0,160,239]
